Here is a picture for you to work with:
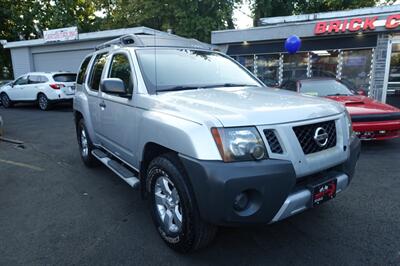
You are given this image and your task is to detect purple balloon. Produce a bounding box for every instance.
[285,35,302,54]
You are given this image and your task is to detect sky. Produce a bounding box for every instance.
[233,1,253,29]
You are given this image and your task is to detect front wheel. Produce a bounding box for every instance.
[147,154,217,253]
[1,93,13,108]
[77,119,99,167]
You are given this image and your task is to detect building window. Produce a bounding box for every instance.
[310,50,339,79]
[236,55,255,73]
[282,53,309,81]
[255,54,280,87]
[340,49,373,95]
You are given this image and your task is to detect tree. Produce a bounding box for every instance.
[294,0,381,15]
[252,0,295,26]
[0,0,104,78]
[251,0,394,26]
[99,0,241,42]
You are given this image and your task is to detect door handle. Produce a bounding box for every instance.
[99,101,106,108]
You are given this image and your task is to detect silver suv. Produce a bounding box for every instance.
[73,33,360,253]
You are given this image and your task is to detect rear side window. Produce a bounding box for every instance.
[28,75,43,84]
[108,54,133,95]
[41,76,49,83]
[53,74,77,82]
[89,53,107,91]
[77,56,92,84]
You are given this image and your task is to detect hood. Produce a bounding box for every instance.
[325,95,400,116]
[150,87,344,127]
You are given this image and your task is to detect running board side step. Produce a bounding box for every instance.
[92,149,140,189]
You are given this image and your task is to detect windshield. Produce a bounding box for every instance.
[299,79,353,96]
[136,49,261,93]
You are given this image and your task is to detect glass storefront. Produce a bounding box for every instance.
[387,43,400,108]
[282,53,308,81]
[341,49,373,95]
[235,55,254,73]
[255,54,280,86]
[232,48,374,95]
[310,50,339,78]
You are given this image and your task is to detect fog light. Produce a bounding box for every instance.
[233,192,249,211]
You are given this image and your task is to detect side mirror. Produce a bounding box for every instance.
[101,78,126,95]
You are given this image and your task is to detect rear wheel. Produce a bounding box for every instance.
[147,154,217,253]
[1,93,13,108]
[77,119,99,167]
[37,93,51,111]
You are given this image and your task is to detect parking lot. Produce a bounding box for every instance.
[0,105,399,265]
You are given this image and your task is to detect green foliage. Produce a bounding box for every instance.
[0,0,104,78]
[294,0,382,15]
[252,0,394,25]
[252,0,295,25]
[99,0,240,42]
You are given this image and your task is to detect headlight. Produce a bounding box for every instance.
[211,127,267,162]
[345,110,354,138]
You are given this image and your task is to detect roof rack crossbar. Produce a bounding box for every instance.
[95,34,146,50]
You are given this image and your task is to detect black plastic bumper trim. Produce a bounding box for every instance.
[351,112,400,122]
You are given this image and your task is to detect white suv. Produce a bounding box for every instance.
[0,72,77,110]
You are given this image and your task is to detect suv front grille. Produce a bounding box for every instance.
[293,120,336,155]
[264,129,283,154]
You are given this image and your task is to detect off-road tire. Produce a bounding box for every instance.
[77,118,99,167]
[147,153,217,253]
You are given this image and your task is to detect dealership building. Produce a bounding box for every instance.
[3,26,205,78]
[212,5,400,107]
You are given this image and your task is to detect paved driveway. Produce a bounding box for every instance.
[0,105,399,265]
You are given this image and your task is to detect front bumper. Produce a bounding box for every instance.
[180,136,361,226]
[353,120,400,140]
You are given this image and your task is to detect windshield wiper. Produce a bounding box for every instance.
[200,83,259,88]
[157,83,258,93]
[157,86,201,92]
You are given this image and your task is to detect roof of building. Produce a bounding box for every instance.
[211,4,400,45]
[259,4,400,26]
[3,26,211,49]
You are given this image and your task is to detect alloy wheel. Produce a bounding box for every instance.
[80,128,89,157]
[38,95,48,110]
[154,175,183,234]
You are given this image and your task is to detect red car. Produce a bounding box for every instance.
[280,78,400,140]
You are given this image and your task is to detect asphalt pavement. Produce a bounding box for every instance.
[0,104,399,266]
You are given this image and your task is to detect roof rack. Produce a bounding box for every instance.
[95,32,212,51]
[95,34,145,50]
